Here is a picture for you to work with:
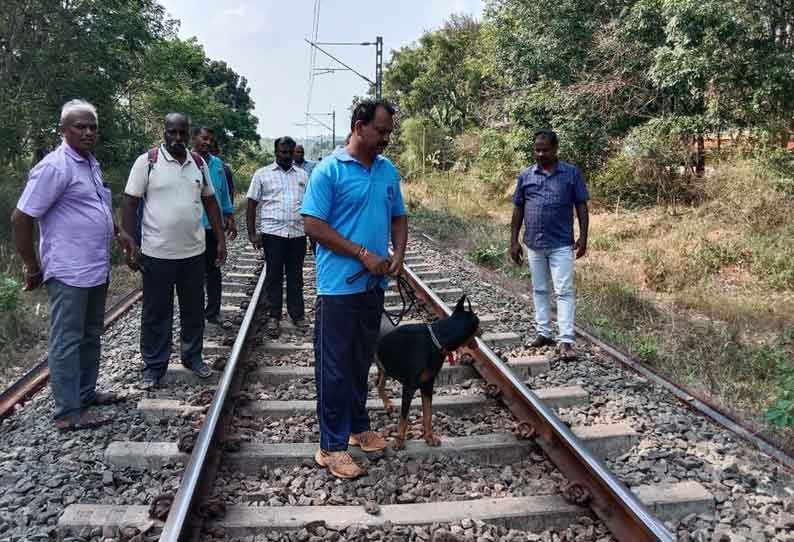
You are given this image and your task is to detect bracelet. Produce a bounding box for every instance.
[356,245,367,260]
[25,269,42,277]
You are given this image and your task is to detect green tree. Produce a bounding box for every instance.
[384,14,490,134]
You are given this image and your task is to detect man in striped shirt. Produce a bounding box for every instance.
[245,136,309,337]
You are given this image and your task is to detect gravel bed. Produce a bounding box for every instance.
[0,235,256,541]
[63,518,614,542]
[202,520,615,542]
[8,233,794,542]
[407,235,794,541]
[213,452,562,507]
[233,405,515,444]
[244,374,491,402]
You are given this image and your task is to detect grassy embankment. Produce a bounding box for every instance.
[404,158,794,451]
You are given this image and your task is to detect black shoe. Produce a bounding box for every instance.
[140,376,160,391]
[266,317,280,338]
[190,361,213,379]
[292,318,310,332]
[206,315,223,326]
[557,343,578,361]
[529,335,555,348]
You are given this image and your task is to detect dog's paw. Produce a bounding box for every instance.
[424,434,442,447]
[392,438,406,450]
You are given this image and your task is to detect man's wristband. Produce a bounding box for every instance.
[356,245,368,260]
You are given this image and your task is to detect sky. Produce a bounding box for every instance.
[157,0,484,139]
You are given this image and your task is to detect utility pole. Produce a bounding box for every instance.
[304,111,335,155]
[305,37,384,99]
[375,36,383,100]
[331,110,336,150]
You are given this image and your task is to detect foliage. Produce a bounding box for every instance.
[0,275,20,313]
[595,118,700,210]
[396,117,450,177]
[379,1,794,189]
[0,0,259,178]
[764,332,794,428]
[231,140,275,194]
[469,241,507,268]
[384,14,493,135]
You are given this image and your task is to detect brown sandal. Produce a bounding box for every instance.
[53,410,113,431]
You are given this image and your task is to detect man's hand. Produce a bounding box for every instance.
[388,252,404,276]
[225,216,238,241]
[215,240,227,267]
[575,238,587,259]
[22,267,43,291]
[248,232,262,250]
[116,231,140,271]
[510,241,524,265]
[360,250,390,276]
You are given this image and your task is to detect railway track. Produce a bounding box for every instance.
[2,234,792,542]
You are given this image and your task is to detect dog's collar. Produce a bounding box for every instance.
[427,323,456,365]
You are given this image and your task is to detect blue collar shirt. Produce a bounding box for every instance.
[201,153,234,229]
[301,147,406,295]
[296,159,317,179]
[512,160,589,249]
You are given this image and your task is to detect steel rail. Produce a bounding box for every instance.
[418,232,794,471]
[575,326,794,471]
[401,262,674,542]
[0,288,143,421]
[159,261,266,541]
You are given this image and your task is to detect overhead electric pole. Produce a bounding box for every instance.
[305,37,384,99]
[375,36,383,100]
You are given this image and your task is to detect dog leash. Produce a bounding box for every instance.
[345,259,418,327]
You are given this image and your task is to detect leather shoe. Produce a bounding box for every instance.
[529,335,555,348]
[84,391,123,407]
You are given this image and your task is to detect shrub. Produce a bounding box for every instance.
[593,153,657,209]
[593,118,701,210]
[641,246,671,291]
[0,275,20,312]
[764,338,794,428]
[469,241,507,268]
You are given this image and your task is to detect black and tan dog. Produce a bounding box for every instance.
[375,295,479,449]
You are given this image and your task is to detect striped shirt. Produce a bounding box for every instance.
[246,162,308,238]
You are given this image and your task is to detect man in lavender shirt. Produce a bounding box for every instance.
[11,99,137,431]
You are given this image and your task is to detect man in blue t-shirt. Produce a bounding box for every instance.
[301,100,408,479]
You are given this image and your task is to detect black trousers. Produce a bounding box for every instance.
[204,229,222,320]
[140,253,205,379]
[262,234,306,321]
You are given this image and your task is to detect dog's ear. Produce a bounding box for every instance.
[467,297,472,313]
[455,295,466,312]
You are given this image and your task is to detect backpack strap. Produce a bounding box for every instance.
[146,146,159,179]
[190,151,210,191]
[190,151,205,168]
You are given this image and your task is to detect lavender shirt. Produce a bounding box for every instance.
[16,143,114,288]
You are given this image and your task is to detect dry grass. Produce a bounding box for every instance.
[406,159,794,451]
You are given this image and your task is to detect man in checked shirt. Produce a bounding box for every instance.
[246,136,309,338]
[510,130,590,361]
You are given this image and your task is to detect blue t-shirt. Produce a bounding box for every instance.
[201,154,234,229]
[301,147,406,295]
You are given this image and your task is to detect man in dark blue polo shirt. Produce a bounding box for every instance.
[510,130,589,361]
[301,100,408,479]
